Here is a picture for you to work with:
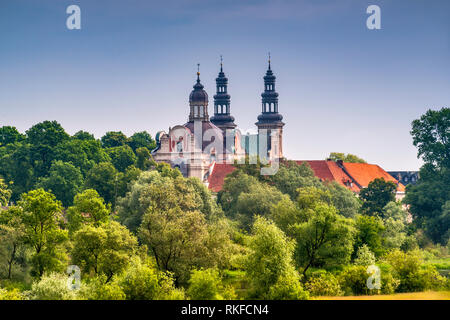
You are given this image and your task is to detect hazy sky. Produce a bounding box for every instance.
[1,0,449,170]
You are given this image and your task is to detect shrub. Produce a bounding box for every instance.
[78,276,125,300]
[30,273,77,300]
[384,249,447,292]
[187,268,223,300]
[266,273,309,300]
[338,265,399,296]
[305,272,343,297]
[0,288,23,300]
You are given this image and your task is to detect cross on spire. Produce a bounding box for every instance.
[268,52,271,70]
[220,55,223,72]
[197,63,200,81]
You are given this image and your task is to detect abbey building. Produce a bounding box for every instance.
[151,59,284,182]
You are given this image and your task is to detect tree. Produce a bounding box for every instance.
[136,147,152,170]
[0,142,34,201]
[72,130,95,141]
[139,207,211,284]
[107,145,136,172]
[359,178,397,217]
[0,126,25,147]
[26,121,70,178]
[327,152,366,163]
[0,177,12,206]
[18,189,68,277]
[217,171,259,216]
[268,161,323,200]
[410,107,450,169]
[118,169,215,233]
[71,221,138,282]
[84,162,118,207]
[0,207,27,280]
[404,164,450,244]
[353,215,385,257]
[381,201,408,250]
[101,131,128,148]
[67,189,110,234]
[54,138,110,177]
[270,186,355,275]
[326,181,361,218]
[244,216,308,300]
[235,182,288,230]
[37,161,83,207]
[128,131,156,153]
[291,202,355,275]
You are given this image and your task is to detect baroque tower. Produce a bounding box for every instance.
[255,55,284,159]
[210,57,237,131]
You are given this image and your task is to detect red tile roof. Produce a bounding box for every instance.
[207,160,404,193]
[342,162,405,192]
[208,163,236,193]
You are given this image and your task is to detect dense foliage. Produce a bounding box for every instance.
[0,110,448,300]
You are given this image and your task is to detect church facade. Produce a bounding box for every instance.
[151,59,284,183]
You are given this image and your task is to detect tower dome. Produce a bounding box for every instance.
[188,64,209,122]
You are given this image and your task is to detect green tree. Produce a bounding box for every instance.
[404,164,450,244]
[326,181,361,218]
[136,147,152,170]
[268,161,323,200]
[54,138,110,176]
[72,130,95,141]
[107,145,136,172]
[101,131,128,148]
[244,216,308,300]
[18,189,68,277]
[410,107,450,169]
[71,221,138,282]
[84,162,118,207]
[118,169,215,233]
[354,215,385,258]
[0,177,12,206]
[235,182,287,230]
[0,126,25,147]
[381,202,408,250]
[327,152,367,163]
[67,189,110,234]
[139,207,211,284]
[291,202,355,275]
[37,161,83,207]
[0,142,34,201]
[128,131,156,153]
[26,121,70,178]
[359,178,397,217]
[0,207,28,280]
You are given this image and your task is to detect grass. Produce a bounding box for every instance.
[314,291,450,300]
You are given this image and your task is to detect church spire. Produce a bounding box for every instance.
[210,56,236,131]
[256,56,285,159]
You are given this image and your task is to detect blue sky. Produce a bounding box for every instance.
[0,0,449,170]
